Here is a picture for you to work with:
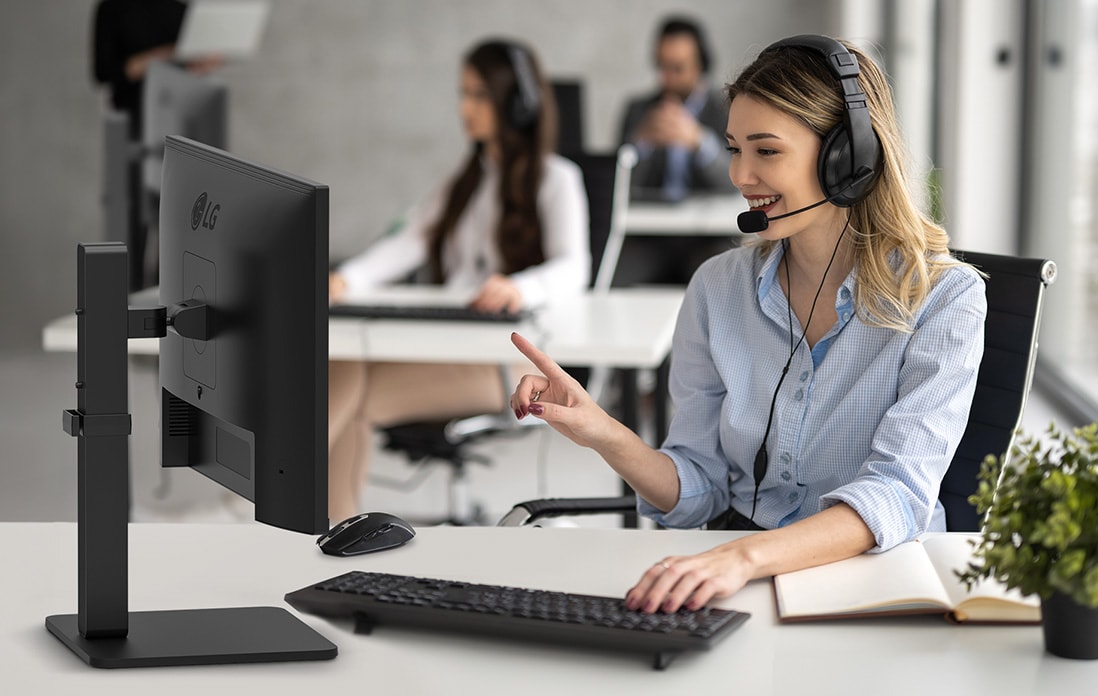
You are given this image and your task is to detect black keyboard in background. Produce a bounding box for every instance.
[285,570,750,670]
[329,304,531,323]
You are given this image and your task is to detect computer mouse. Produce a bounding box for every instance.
[317,511,416,557]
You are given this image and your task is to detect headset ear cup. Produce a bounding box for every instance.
[818,125,871,207]
[508,94,537,130]
[504,44,540,130]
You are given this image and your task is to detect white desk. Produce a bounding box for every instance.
[3,523,1091,694]
[625,193,748,237]
[41,286,683,368]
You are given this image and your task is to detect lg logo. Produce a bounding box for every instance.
[190,192,221,231]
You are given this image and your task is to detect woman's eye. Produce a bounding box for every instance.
[757,148,778,156]
[725,145,741,155]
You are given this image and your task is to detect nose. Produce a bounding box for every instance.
[728,154,756,191]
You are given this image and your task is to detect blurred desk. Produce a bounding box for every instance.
[41,285,681,369]
[6,523,1087,695]
[626,193,747,237]
[609,194,746,286]
[42,286,683,443]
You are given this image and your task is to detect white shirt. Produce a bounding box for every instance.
[337,153,590,308]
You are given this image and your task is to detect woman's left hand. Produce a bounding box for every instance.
[625,542,755,614]
[470,274,523,313]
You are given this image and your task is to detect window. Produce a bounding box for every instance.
[1022,0,1098,421]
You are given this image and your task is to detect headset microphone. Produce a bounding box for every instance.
[736,166,875,234]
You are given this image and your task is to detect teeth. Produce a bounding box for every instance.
[749,195,781,209]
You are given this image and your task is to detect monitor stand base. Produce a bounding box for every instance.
[46,606,337,668]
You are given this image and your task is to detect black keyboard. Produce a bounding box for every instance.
[329,304,530,323]
[285,570,749,670]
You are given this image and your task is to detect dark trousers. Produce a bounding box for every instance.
[706,506,767,531]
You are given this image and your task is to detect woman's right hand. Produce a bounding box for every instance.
[509,332,620,449]
[328,272,348,303]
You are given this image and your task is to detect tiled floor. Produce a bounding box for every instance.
[0,346,1076,527]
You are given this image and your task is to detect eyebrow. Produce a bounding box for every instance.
[725,131,782,142]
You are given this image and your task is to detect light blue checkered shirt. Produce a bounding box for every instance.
[639,243,987,550]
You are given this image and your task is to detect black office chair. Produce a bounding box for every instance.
[497,249,1057,531]
[551,80,585,157]
[376,146,636,525]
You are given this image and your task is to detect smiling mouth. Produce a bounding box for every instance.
[746,194,781,207]
[748,195,782,213]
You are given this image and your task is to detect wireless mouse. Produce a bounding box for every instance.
[317,511,416,557]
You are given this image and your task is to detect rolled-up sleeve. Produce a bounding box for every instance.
[640,264,734,528]
[821,268,987,550]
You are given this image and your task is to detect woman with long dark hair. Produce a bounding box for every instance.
[327,39,589,523]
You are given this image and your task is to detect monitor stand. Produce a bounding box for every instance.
[46,243,337,668]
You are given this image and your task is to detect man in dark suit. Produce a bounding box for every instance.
[614,16,735,285]
[618,16,733,202]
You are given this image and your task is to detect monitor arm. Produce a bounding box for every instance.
[127,299,210,341]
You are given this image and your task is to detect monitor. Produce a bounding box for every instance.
[46,135,335,668]
[142,61,228,193]
[159,135,329,535]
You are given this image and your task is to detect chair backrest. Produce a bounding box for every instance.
[940,249,1057,531]
[551,80,585,156]
[562,146,636,291]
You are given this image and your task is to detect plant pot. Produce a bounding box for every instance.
[1041,591,1098,660]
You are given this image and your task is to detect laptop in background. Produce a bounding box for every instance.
[175,0,271,61]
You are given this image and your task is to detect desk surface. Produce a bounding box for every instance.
[42,286,683,367]
[626,193,747,237]
[3,523,1092,695]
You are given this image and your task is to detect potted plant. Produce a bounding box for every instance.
[958,422,1098,659]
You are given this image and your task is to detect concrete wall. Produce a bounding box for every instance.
[0,0,837,352]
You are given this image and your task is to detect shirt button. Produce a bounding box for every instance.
[781,471,792,481]
[799,371,809,382]
[779,452,791,465]
[788,492,798,503]
[794,388,804,401]
[841,312,851,322]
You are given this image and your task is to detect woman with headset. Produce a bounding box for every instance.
[510,36,986,612]
[327,39,589,523]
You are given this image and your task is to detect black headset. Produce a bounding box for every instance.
[504,43,541,130]
[762,35,882,207]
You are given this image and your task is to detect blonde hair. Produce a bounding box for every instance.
[727,38,960,331]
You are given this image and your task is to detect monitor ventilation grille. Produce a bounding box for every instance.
[166,394,197,437]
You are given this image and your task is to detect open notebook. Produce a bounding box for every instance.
[773,534,1040,624]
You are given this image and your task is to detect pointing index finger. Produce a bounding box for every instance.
[510,332,570,381]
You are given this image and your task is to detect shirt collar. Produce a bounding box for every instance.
[755,242,786,307]
[755,243,859,315]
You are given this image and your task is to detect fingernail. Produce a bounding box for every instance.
[514,409,523,420]
[529,403,544,416]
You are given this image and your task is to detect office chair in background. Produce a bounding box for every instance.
[376,145,637,526]
[551,80,585,156]
[498,249,1057,532]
